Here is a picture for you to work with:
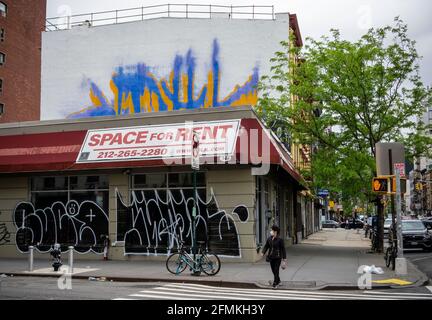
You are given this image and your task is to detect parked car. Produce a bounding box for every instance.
[391,220,432,251]
[421,218,432,231]
[340,219,364,229]
[384,218,392,238]
[322,220,339,229]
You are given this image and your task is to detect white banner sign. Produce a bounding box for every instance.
[393,162,406,178]
[76,120,240,163]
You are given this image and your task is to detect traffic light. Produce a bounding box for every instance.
[390,177,407,194]
[415,182,423,191]
[372,177,390,193]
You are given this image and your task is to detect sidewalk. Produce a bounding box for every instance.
[0,229,428,290]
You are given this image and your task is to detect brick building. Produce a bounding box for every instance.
[0,0,46,123]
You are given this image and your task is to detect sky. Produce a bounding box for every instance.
[46,0,432,85]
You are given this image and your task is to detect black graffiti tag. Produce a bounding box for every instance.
[13,200,109,254]
[0,211,10,245]
[116,188,249,257]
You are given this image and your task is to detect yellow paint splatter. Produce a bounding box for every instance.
[372,279,413,286]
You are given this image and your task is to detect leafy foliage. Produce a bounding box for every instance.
[257,17,432,213]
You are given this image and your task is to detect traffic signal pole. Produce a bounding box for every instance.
[395,168,407,274]
[389,150,396,251]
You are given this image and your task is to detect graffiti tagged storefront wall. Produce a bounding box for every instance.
[14,176,109,254]
[10,173,249,258]
[116,173,249,257]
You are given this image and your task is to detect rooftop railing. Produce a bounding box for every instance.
[45,4,275,31]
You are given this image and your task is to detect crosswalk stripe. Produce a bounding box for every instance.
[164,283,401,299]
[131,291,249,300]
[113,283,432,300]
[364,290,432,298]
[163,284,372,300]
[142,286,329,300]
[164,283,431,300]
[130,293,202,300]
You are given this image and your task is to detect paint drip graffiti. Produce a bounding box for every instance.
[116,188,249,257]
[68,39,259,118]
[13,200,109,254]
[0,211,10,245]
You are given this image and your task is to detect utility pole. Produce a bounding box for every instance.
[191,129,200,275]
[413,157,422,217]
[395,168,407,274]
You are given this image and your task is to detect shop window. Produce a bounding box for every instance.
[29,175,109,249]
[0,52,5,66]
[168,172,205,188]
[120,172,206,243]
[69,175,108,190]
[133,173,166,189]
[0,2,6,17]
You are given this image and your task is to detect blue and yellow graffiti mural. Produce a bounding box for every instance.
[68,39,259,118]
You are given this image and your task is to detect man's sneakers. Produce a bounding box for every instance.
[269,280,281,288]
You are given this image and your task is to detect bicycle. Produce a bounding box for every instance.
[384,233,397,271]
[370,229,379,252]
[166,240,221,276]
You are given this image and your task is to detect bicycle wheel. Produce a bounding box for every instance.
[200,253,221,276]
[390,249,396,271]
[166,253,187,275]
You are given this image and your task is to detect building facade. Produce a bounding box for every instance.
[0,6,318,261]
[0,107,305,261]
[0,0,46,123]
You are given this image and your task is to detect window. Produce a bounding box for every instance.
[0,28,4,41]
[0,78,2,93]
[0,103,3,115]
[0,2,6,17]
[0,52,4,65]
[119,172,206,243]
[30,175,109,250]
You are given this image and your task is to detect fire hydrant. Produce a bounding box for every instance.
[50,243,62,271]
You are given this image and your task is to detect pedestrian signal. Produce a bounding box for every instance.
[372,177,390,193]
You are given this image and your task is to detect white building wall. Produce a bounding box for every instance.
[41,16,290,120]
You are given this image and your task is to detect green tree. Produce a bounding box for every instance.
[257,17,432,250]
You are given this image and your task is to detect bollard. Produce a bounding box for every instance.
[29,246,34,272]
[68,246,74,274]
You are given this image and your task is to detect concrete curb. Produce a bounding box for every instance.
[1,271,425,291]
[1,272,260,289]
[389,259,430,289]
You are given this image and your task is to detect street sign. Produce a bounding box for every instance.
[372,177,390,193]
[375,143,405,176]
[191,130,199,170]
[318,189,329,197]
[393,163,405,178]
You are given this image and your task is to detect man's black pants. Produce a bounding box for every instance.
[270,258,281,284]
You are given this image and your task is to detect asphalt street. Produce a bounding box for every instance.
[0,276,431,300]
[405,250,432,280]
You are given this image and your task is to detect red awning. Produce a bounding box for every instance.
[0,118,302,182]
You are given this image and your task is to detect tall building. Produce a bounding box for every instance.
[0,0,46,123]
